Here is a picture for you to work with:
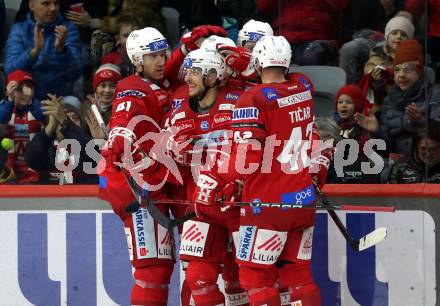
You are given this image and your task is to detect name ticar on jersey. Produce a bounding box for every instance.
[277,90,312,108]
[289,106,311,123]
[232,107,259,120]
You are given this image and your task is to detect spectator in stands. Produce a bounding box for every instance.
[361,15,415,114]
[325,84,384,184]
[26,94,99,184]
[4,0,83,100]
[388,127,440,183]
[100,15,141,78]
[339,0,407,84]
[0,70,45,183]
[334,84,370,150]
[84,63,121,127]
[356,39,440,156]
[257,0,348,65]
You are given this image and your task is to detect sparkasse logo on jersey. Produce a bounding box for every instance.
[232,107,259,120]
[237,225,256,261]
[134,209,148,257]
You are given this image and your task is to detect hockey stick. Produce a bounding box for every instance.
[121,167,196,230]
[91,106,196,230]
[314,185,387,252]
[145,198,395,212]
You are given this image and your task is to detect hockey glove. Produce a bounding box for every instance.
[310,147,333,189]
[181,25,228,53]
[193,172,225,209]
[217,45,251,73]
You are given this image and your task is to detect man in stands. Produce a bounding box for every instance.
[4,0,82,100]
[193,35,321,306]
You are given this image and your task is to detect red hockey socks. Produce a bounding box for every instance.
[289,283,321,306]
[186,261,225,306]
[248,287,280,306]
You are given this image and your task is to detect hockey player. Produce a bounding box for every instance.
[98,27,177,306]
[97,23,229,305]
[193,36,322,306]
[164,48,248,305]
[237,19,273,52]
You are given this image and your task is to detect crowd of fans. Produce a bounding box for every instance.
[0,0,439,185]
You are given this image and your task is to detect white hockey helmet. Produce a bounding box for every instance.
[201,35,236,53]
[252,35,291,69]
[126,27,168,65]
[183,48,226,81]
[237,19,273,47]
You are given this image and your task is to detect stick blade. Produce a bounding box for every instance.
[357,227,387,251]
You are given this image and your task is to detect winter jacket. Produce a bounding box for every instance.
[257,0,348,43]
[0,98,46,124]
[4,12,83,100]
[378,77,440,155]
[24,120,99,184]
[389,155,440,183]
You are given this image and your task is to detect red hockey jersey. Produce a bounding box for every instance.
[224,80,316,204]
[164,82,245,199]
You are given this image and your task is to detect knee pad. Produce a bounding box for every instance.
[186,261,224,306]
[131,265,174,306]
[289,283,321,306]
[239,265,278,289]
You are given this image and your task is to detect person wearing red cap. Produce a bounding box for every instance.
[334,85,370,152]
[86,64,122,125]
[0,69,46,183]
